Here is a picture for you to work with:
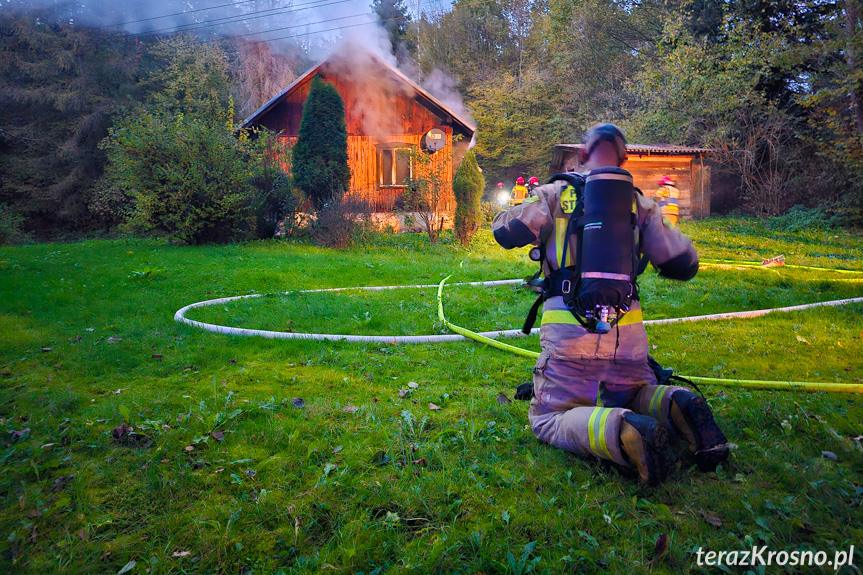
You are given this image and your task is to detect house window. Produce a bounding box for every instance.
[378,145,413,187]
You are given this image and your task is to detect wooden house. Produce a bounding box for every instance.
[551,144,713,219]
[241,46,476,216]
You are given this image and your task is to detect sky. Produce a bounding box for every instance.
[6,0,449,55]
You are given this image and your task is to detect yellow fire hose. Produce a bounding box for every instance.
[437,276,863,394]
[699,258,863,275]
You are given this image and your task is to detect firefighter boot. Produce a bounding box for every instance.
[669,390,730,472]
[619,413,673,486]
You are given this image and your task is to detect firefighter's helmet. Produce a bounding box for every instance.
[529,177,539,185]
[516,177,525,185]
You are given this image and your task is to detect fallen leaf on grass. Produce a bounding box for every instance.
[411,458,427,466]
[428,403,441,410]
[332,446,343,454]
[821,450,839,461]
[408,381,419,389]
[106,337,122,343]
[398,389,409,398]
[698,510,722,527]
[342,405,358,414]
[11,428,30,440]
[210,431,224,442]
[172,551,191,557]
[41,347,52,353]
[795,335,810,344]
[652,533,669,562]
[151,354,163,359]
[245,469,256,479]
[291,397,305,409]
[371,450,390,466]
[496,393,512,405]
[184,445,194,452]
[52,474,74,492]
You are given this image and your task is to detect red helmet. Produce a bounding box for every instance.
[529,177,539,185]
[516,177,525,185]
[659,176,674,186]
[497,182,504,188]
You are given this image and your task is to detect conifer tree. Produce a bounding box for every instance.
[452,149,484,245]
[292,76,350,209]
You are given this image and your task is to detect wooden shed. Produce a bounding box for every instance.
[241,46,476,214]
[551,144,713,219]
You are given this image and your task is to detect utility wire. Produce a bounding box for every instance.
[222,12,378,41]
[136,0,353,38]
[242,0,499,46]
[98,0,277,29]
[116,0,497,50]
[100,0,260,28]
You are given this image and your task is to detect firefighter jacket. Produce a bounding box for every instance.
[655,184,680,216]
[511,184,530,205]
[491,178,699,416]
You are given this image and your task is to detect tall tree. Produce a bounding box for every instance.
[292,76,350,209]
[453,149,485,245]
[372,0,413,56]
[0,4,147,236]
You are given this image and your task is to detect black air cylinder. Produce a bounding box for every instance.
[578,167,636,311]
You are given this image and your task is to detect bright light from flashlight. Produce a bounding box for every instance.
[496,191,510,206]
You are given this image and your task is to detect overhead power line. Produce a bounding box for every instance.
[242,0,499,46]
[136,0,352,38]
[99,0,263,28]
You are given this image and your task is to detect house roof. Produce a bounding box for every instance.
[555,143,713,155]
[241,49,476,137]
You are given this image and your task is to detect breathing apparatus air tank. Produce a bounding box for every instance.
[576,167,637,333]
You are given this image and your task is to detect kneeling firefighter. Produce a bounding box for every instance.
[492,123,730,485]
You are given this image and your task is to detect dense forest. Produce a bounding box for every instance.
[2,0,863,239]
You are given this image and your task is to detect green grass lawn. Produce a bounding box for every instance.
[1,219,862,574]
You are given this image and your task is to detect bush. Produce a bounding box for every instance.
[0,203,28,245]
[453,149,485,245]
[764,205,844,233]
[309,195,372,248]
[292,76,350,210]
[480,200,501,227]
[100,107,280,244]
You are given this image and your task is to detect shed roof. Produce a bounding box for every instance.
[556,143,713,155]
[241,47,476,137]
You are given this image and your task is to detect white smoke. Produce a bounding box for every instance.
[15,1,474,135]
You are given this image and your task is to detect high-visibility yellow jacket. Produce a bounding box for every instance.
[655,185,680,216]
[511,184,529,205]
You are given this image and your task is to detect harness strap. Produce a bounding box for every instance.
[522,294,544,334]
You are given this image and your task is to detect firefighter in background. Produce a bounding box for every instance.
[511,177,530,206]
[491,124,729,485]
[655,176,680,226]
[527,176,540,197]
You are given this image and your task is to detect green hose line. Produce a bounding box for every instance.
[700,258,863,274]
[684,376,863,394]
[437,277,863,394]
[437,276,541,359]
